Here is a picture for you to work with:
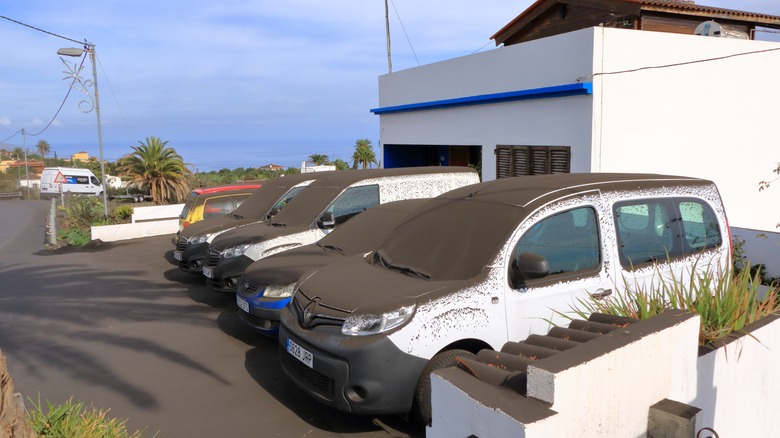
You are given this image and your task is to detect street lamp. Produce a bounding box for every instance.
[57,43,108,217]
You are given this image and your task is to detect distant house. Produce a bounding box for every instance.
[0,160,45,175]
[259,163,285,171]
[300,161,336,173]
[0,160,15,173]
[71,151,91,162]
[372,0,780,274]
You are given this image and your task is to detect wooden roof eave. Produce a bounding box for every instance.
[491,0,643,46]
[492,0,780,45]
[640,4,780,30]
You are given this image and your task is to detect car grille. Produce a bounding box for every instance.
[291,293,347,329]
[176,237,189,252]
[206,247,220,268]
[279,343,335,398]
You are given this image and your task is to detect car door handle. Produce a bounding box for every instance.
[590,289,612,300]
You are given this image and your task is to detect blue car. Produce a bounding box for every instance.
[235,199,429,336]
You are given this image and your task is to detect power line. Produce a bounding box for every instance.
[26,54,88,137]
[578,46,780,81]
[0,15,83,45]
[389,0,420,66]
[0,15,89,141]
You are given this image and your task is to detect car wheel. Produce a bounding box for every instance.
[411,348,474,427]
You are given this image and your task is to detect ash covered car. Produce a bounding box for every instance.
[278,173,731,426]
[202,167,480,293]
[178,183,262,232]
[173,172,332,273]
[236,198,429,336]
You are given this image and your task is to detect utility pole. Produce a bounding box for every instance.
[22,129,30,198]
[385,0,392,73]
[58,42,108,216]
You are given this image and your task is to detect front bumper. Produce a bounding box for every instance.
[174,241,209,273]
[203,252,254,293]
[278,308,426,416]
[236,282,290,336]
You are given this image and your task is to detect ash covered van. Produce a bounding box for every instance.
[278,173,731,425]
[236,198,430,336]
[174,172,333,273]
[203,167,480,293]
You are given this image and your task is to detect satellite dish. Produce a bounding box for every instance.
[694,20,749,39]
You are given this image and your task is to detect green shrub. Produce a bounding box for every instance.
[27,396,148,438]
[58,228,91,246]
[115,205,134,221]
[58,196,105,229]
[565,265,780,345]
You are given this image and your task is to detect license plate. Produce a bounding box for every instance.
[287,338,313,369]
[173,251,183,261]
[203,267,213,278]
[236,296,249,313]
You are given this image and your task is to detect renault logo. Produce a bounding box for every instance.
[302,298,320,327]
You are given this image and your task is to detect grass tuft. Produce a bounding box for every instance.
[565,264,780,345]
[27,396,149,438]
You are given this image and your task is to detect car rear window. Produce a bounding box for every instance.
[614,197,722,269]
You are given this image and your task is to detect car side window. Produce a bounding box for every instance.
[614,198,721,269]
[327,185,380,225]
[90,176,100,185]
[203,197,236,218]
[512,207,600,278]
[679,201,722,250]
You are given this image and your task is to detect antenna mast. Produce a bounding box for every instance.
[385,0,392,73]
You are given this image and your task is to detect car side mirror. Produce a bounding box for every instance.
[266,207,279,220]
[510,252,550,287]
[318,211,336,229]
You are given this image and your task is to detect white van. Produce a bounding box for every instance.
[278,173,732,425]
[40,167,103,199]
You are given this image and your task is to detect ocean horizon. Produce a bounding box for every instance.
[51,138,368,173]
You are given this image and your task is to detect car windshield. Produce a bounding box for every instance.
[376,198,527,281]
[316,202,418,255]
[180,197,197,220]
[229,184,305,220]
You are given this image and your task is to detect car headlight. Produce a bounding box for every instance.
[222,243,252,258]
[263,283,297,298]
[341,304,416,336]
[189,234,208,245]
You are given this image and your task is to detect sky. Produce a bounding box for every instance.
[1,0,779,172]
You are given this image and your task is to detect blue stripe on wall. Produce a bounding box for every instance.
[370,82,593,115]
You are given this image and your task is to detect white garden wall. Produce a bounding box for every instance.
[428,312,780,437]
[90,204,183,242]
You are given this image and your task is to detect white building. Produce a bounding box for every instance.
[373,0,780,275]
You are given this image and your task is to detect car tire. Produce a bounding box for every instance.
[411,348,474,427]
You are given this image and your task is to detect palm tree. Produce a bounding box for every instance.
[36,140,51,158]
[333,159,349,171]
[117,136,192,204]
[351,139,378,169]
[308,154,330,166]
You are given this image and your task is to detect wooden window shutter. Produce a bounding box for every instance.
[512,146,530,176]
[549,147,571,173]
[496,146,512,178]
[495,145,571,178]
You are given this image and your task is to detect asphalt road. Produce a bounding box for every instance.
[0,200,420,438]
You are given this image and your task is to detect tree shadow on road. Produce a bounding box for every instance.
[0,237,231,410]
